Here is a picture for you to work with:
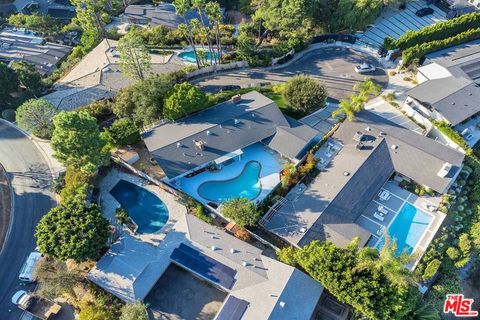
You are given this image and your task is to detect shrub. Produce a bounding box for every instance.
[164,82,208,120]
[387,12,480,50]
[194,203,213,224]
[102,118,141,147]
[454,257,470,269]
[16,99,57,139]
[115,208,129,225]
[78,100,112,123]
[402,27,480,65]
[282,75,327,115]
[299,153,317,175]
[431,120,470,151]
[281,162,299,188]
[458,233,472,254]
[221,198,261,227]
[422,259,441,281]
[277,246,298,266]
[446,247,460,261]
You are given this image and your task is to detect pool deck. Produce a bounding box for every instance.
[99,169,188,245]
[176,143,284,206]
[356,181,445,268]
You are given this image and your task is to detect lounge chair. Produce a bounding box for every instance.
[373,212,384,221]
[378,190,391,201]
[378,205,388,215]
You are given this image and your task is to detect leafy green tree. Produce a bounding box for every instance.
[0,62,19,105]
[71,0,114,41]
[222,198,261,227]
[236,33,257,64]
[16,99,57,139]
[164,82,208,119]
[35,199,109,262]
[282,75,327,115]
[331,0,382,31]
[294,239,418,319]
[277,246,298,266]
[51,111,108,173]
[422,259,441,281]
[11,61,44,95]
[118,31,152,80]
[405,301,439,320]
[471,222,480,252]
[174,0,201,68]
[120,302,148,320]
[354,77,382,96]
[7,13,61,34]
[102,118,141,147]
[79,300,118,320]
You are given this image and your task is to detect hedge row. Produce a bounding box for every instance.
[431,120,470,151]
[384,12,480,50]
[402,27,480,65]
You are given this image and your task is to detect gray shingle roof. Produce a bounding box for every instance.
[406,77,480,125]
[265,110,464,248]
[143,91,318,179]
[122,4,211,29]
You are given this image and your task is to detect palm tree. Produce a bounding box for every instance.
[357,235,417,288]
[353,77,382,96]
[407,301,439,320]
[174,0,201,68]
[205,2,223,63]
[192,0,216,65]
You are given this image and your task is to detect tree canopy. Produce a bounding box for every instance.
[221,198,261,227]
[120,302,148,320]
[164,82,208,119]
[11,61,44,95]
[35,199,109,262]
[16,99,57,139]
[278,238,419,319]
[7,13,62,34]
[118,31,152,80]
[283,75,327,115]
[51,111,108,173]
[332,0,382,31]
[102,118,141,147]
[0,62,19,106]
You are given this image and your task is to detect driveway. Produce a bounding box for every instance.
[0,121,55,320]
[194,46,388,101]
[358,0,446,48]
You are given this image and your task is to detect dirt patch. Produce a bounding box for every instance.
[0,163,11,250]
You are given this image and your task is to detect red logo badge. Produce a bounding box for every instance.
[444,294,478,317]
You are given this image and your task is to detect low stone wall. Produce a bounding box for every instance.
[186,61,249,80]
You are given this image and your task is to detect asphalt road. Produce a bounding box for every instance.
[194,46,388,101]
[0,122,55,320]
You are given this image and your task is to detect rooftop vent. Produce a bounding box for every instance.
[354,131,364,142]
[206,130,211,135]
[365,127,371,132]
[230,248,237,253]
[391,144,398,150]
[379,132,387,137]
[438,162,452,178]
[177,142,182,148]
[194,139,205,150]
[299,227,307,233]
[251,113,255,117]
[242,261,249,267]
[231,94,241,103]
[279,301,286,308]
[356,142,364,150]
[211,246,217,251]
[234,119,240,125]
[343,171,350,176]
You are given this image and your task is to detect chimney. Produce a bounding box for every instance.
[354,131,364,142]
[231,94,241,103]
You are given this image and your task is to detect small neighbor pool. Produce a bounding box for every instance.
[110,180,169,234]
[379,202,432,255]
[197,161,261,203]
[178,50,218,63]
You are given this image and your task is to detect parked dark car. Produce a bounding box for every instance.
[219,85,241,92]
[416,7,434,17]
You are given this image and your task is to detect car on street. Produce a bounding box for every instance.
[354,63,376,74]
[415,8,434,17]
[219,85,241,92]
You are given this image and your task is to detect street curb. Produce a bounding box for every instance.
[0,162,14,256]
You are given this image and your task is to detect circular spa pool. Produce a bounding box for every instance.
[110,180,169,234]
[197,161,262,203]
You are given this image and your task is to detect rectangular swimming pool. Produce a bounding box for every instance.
[380,202,432,255]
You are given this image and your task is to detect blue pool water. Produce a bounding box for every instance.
[381,202,432,255]
[110,180,169,234]
[178,50,218,63]
[197,161,261,203]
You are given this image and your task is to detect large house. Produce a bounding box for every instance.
[0,26,71,76]
[43,39,182,111]
[143,91,320,181]
[263,111,464,250]
[120,3,212,29]
[88,213,324,320]
[405,40,480,126]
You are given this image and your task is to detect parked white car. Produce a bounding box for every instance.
[355,63,376,74]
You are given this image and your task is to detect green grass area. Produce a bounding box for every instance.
[263,92,304,119]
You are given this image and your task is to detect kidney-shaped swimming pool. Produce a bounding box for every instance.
[110,180,169,234]
[197,161,262,203]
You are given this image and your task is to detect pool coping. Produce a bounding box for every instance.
[196,160,263,205]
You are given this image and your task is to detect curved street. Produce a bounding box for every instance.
[0,121,55,320]
[194,46,389,100]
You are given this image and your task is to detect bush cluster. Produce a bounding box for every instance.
[401,27,480,65]
[385,12,480,50]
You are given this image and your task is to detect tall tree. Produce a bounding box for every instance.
[282,75,327,115]
[0,62,19,105]
[11,61,44,95]
[118,31,152,80]
[221,198,261,227]
[174,0,201,68]
[192,0,216,64]
[164,82,208,119]
[205,1,223,63]
[35,199,109,262]
[16,99,57,139]
[51,111,108,173]
[331,0,382,31]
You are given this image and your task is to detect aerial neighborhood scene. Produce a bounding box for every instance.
[2,0,480,318]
